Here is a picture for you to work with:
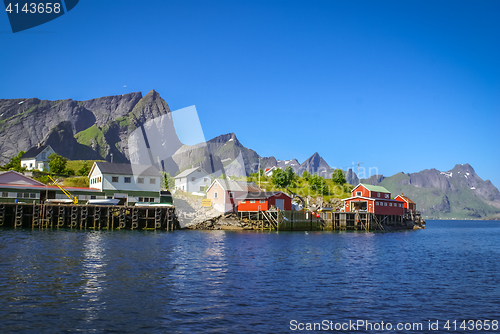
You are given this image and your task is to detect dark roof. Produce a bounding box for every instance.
[237,191,290,200]
[94,162,160,177]
[20,145,51,159]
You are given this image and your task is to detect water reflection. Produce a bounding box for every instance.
[81,232,107,322]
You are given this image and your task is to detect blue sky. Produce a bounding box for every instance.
[1,0,499,187]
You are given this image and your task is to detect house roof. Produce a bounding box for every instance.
[212,179,261,192]
[355,183,390,193]
[395,194,415,204]
[0,170,45,186]
[175,167,209,179]
[236,191,291,200]
[20,145,52,159]
[90,162,160,177]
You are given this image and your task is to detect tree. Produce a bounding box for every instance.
[271,167,296,189]
[47,153,68,174]
[331,169,346,185]
[77,161,91,176]
[309,173,330,196]
[161,172,175,190]
[302,170,310,181]
[271,168,288,189]
[1,151,26,172]
[284,166,297,187]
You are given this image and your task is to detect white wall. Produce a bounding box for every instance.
[21,158,36,170]
[101,174,160,192]
[175,170,211,192]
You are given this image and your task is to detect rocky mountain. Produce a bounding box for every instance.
[277,159,300,172]
[297,152,333,177]
[0,90,170,164]
[2,91,499,219]
[358,164,500,219]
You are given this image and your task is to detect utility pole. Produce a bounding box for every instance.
[258,157,261,188]
[357,162,363,180]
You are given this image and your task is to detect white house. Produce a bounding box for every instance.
[20,144,55,171]
[88,162,161,204]
[174,167,211,193]
[264,166,278,177]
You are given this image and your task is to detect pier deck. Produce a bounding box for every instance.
[0,202,179,230]
[239,210,424,231]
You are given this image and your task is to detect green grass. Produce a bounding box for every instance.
[63,177,90,188]
[74,125,108,158]
[244,174,354,203]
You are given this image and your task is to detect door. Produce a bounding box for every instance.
[275,199,284,210]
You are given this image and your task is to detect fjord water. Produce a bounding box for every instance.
[1,221,499,333]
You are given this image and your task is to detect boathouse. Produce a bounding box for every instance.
[394,194,417,213]
[0,170,102,203]
[206,179,261,213]
[237,191,292,212]
[342,183,404,215]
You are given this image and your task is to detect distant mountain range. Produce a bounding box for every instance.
[1,90,499,219]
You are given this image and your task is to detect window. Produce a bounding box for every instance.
[215,183,218,188]
[200,186,205,192]
[385,194,389,198]
[138,178,144,184]
[41,152,46,159]
[241,200,246,203]
[124,177,131,183]
[260,200,265,203]
[377,192,380,197]
[17,193,23,198]
[107,196,113,199]
[356,191,362,196]
[214,192,218,198]
[191,177,195,181]
[389,203,392,207]
[29,163,33,168]
[29,193,36,198]
[139,197,144,202]
[204,178,208,182]
[2,192,8,197]
[229,192,234,198]
[384,202,387,206]
[150,178,156,184]
[250,200,255,203]
[112,176,119,182]
[90,195,96,199]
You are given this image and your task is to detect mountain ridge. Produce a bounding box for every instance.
[1,91,499,219]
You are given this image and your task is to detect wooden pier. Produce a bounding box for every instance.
[238,210,424,231]
[0,202,179,230]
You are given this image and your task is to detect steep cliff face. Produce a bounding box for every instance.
[0,90,172,163]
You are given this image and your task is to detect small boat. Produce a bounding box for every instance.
[134,202,174,207]
[87,198,120,205]
[46,199,74,204]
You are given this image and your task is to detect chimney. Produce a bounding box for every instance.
[37,142,41,148]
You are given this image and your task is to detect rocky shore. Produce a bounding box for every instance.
[173,194,272,230]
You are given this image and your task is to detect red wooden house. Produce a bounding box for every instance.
[394,194,417,213]
[342,183,404,215]
[237,191,292,212]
